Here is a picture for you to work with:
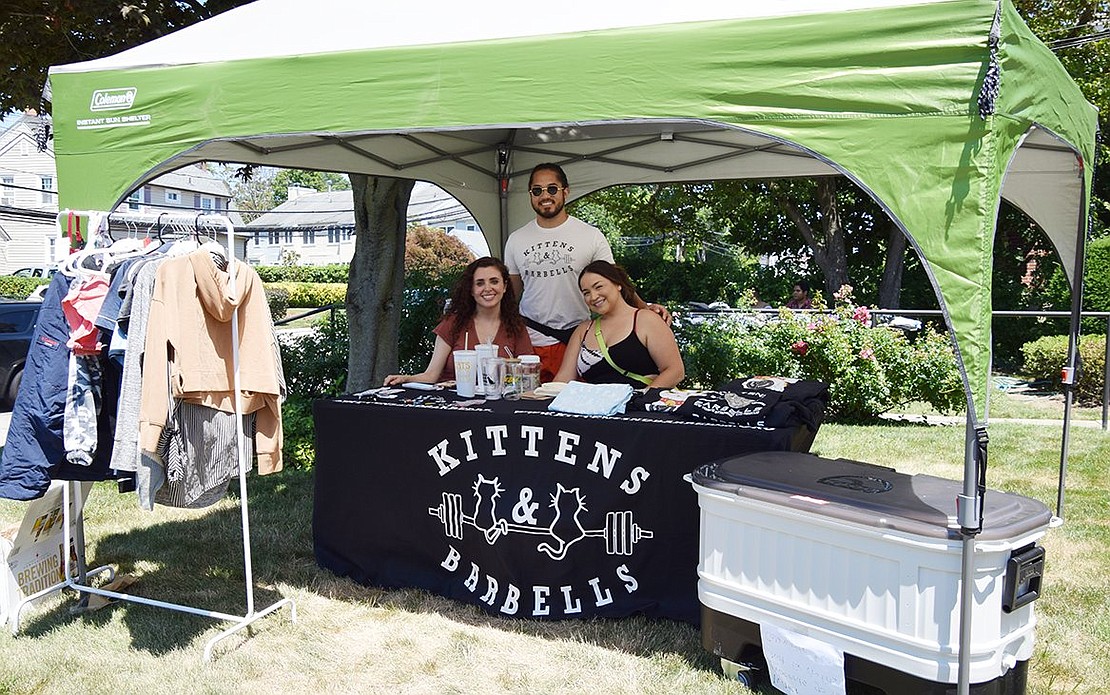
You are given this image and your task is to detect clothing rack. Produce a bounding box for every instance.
[11,210,295,660]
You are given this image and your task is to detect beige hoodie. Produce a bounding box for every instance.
[139,251,284,473]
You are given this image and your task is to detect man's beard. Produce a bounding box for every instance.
[534,199,564,219]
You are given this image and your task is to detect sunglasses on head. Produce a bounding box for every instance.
[529,184,564,197]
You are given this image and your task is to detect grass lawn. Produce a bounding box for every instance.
[0,421,1106,694]
[896,381,1105,422]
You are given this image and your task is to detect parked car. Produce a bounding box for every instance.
[0,299,42,407]
[10,266,57,279]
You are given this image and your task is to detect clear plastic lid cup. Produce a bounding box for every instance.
[484,358,505,400]
[453,349,478,397]
[474,344,499,395]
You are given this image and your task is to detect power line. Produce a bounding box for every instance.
[1048,29,1110,51]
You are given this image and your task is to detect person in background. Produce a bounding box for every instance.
[384,257,532,386]
[785,280,813,310]
[751,289,771,309]
[554,261,684,389]
[505,162,670,382]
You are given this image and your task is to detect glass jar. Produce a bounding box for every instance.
[518,355,541,394]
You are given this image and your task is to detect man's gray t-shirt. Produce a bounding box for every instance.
[504,215,614,347]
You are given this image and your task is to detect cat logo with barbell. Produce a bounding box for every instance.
[428,490,653,557]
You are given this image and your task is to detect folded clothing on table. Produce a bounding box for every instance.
[628,376,828,430]
[548,381,635,416]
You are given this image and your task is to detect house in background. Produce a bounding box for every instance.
[243,181,488,266]
[0,112,239,274]
[0,113,59,273]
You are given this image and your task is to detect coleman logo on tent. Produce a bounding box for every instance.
[90,88,138,112]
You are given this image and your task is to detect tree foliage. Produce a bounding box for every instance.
[573,177,908,309]
[270,169,351,205]
[405,225,475,272]
[0,1,252,114]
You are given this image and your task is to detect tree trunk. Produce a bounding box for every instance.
[878,219,908,309]
[345,174,415,392]
[774,178,848,299]
[814,178,848,298]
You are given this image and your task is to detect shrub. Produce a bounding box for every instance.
[279,310,350,469]
[277,266,464,467]
[397,266,464,373]
[265,282,347,308]
[264,286,289,322]
[280,310,350,399]
[405,225,475,272]
[255,264,350,283]
[0,276,49,299]
[673,286,964,422]
[1044,236,1110,335]
[1021,334,1106,404]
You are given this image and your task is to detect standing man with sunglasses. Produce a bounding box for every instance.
[505,163,669,382]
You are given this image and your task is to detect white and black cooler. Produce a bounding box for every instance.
[691,451,1050,694]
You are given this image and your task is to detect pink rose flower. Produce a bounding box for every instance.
[859,347,874,360]
[852,306,871,324]
[792,340,809,356]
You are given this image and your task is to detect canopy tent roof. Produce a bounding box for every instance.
[46,0,1097,422]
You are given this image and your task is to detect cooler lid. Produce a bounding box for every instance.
[692,451,1052,541]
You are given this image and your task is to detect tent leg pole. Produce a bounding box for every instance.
[1058,389,1073,519]
[1102,316,1108,431]
[958,534,975,695]
[957,416,977,695]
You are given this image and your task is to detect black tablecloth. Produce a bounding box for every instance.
[312,393,817,624]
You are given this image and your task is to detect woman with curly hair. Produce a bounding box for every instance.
[384,257,533,385]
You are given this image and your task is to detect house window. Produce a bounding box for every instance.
[302,229,316,244]
[201,196,214,211]
[41,177,54,204]
[282,230,293,243]
[127,190,141,210]
[267,230,281,245]
[165,189,180,204]
[1,176,15,205]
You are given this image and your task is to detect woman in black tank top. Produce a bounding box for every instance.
[553,261,685,389]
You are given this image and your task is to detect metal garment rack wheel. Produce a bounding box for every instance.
[10,210,296,660]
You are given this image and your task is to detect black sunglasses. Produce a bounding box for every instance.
[529,184,564,197]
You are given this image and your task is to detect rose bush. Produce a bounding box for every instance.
[674,285,964,422]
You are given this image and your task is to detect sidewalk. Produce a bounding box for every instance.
[881,413,1107,428]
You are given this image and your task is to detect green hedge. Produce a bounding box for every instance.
[1045,236,1110,335]
[1021,334,1106,404]
[0,276,49,299]
[264,282,347,308]
[255,264,349,283]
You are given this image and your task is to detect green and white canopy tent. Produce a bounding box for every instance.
[46,0,1096,687]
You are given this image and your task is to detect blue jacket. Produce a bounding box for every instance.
[0,273,119,500]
